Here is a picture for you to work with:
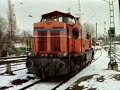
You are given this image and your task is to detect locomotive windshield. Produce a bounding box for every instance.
[41,11,76,25]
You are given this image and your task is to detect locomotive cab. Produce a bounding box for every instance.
[41,11,76,25]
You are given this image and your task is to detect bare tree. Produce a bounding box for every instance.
[0,0,17,56]
[21,30,32,45]
[7,0,17,40]
[0,17,8,46]
[83,23,95,38]
[0,17,8,56]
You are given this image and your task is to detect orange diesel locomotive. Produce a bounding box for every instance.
[26,11,94,79]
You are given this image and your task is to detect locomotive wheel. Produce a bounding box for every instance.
[80,58,84,70]
[74,65,80,73]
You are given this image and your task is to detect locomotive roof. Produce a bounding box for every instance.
[42,11,75,19]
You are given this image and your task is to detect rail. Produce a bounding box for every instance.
[19,80,41,90]
[0,56,27,60]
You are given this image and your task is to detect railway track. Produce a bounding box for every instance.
[109,47,120,62]
[0,62,25,68]
[0,62,26,71]
[0,56,27,60]
[21,49,99,90]
[91,48,102,64]
[0,68,27,75]
[19,75,74,90]
[51,49,101,90]
[1,46,118,90]
[51,75,73,90]
[49,49,101,90]
[19,80,61,90]
[114,53,120,62]
[104,46,120,62]
[0,63,26,75]
[0,57,27,75]
[19,65,96,90]
[0,49,100,90]
[19,80,42,90]
[0,56,75,90]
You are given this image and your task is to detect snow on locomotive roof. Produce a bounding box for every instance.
[42,11,75,19]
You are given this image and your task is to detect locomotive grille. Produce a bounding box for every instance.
[39,31,47,51]
[51,32,60,51]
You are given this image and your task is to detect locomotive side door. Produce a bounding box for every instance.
[72,28,79,52]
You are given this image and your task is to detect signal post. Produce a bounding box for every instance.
[104,0,118,70]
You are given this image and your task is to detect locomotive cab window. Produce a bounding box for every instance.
[41,11,76,25]
[68,18,76,25]
[87,33,91,39]
[42,16,76,25]
[41,16,58,22]
[72,29,79,39]
[62,17,75,25]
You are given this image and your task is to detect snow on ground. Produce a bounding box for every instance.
[0,64,60,90]
[26,82,60,90]
[0,63,40,90]
[0,68,40,90]
[0,69,26,88]
[57,45,120,90]
[0,45,120,90]
[0,63,26,74]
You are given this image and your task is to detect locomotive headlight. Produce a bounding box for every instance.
[27,51,36,56]
[63,53,67,56]
[58,53,67,56]
[58,53,62,56]
[28,52,32,56]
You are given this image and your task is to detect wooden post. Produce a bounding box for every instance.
[108,62,118,71]
[6,63,13,74]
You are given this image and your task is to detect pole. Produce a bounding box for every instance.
[8,0,13,40]
[78,0,81,19]
[96,23,97,42]
[104,22,107,44]
[118,0,120,12]
[118,0,120,34]
[68,8,71,14]
[104,0,118,71]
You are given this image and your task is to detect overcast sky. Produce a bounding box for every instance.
[0,0,120,35]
